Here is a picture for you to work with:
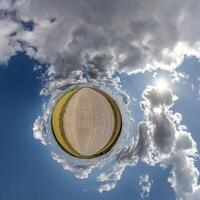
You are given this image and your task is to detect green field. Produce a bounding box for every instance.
[51,87,122,159]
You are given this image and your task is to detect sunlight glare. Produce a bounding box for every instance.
[153,106,162,115]
[155,78,169,92]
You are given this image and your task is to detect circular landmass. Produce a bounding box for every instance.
[51,87,122,159]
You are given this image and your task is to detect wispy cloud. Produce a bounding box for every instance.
[139,174,153,199]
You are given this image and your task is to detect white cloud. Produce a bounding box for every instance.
[139,174,153,199]
[95,84,200,200]
[33,116,49,145]
[52,152,96,179]
[167,152,200,200]
[1,1,200,199]
[32,82,133,189]
[1,0,200,92]
[98,183,116,193]
[136,84,200,199]
[96,137,138,192]
[0,19,20,63]
[30,62,200,200]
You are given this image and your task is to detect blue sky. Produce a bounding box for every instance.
[1,1,200,200]
[1,53,200,200]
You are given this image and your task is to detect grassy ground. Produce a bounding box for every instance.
[51,88,83,157]
[51,87,122,159]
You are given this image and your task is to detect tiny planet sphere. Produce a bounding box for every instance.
[51,87,122,159]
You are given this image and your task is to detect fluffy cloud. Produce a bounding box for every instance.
[96,147,138,192]
[52,152,97,179]
[139,174,153,199]
[96,84,200,200]
[32,81,200,200]
[32,82,133,189]
[136,85,200,200]
[0,18,19,63]
[98,183,116,193]
[1,0,200,92]
[33,116,49,145]
[1,1,200,199]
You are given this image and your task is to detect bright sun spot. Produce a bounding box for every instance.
[153,107,162,115]
[155,78,169,91]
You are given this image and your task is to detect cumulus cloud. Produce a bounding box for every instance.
[96,146,138,193]
[32,79,200,200]
[139,174,153,199]
[52,152,97,179]
[33,116,49,145]
[98,183,116,193]
[1,1,200,199]
[31,82,133,187]
[96,84,200,200]
[135,85,200,200]
[1,0,200,92]
[0,18,19,63]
